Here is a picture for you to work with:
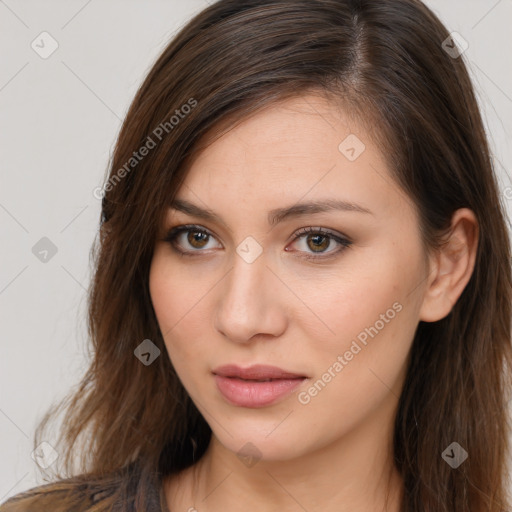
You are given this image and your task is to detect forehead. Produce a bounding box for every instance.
[172,94,412,223]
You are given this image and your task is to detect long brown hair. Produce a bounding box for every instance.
[4,0,511,510]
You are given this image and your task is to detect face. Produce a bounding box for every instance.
[149,93,430,462]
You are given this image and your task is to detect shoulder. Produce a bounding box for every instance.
[0,478,104,512]
[0,462,160,512]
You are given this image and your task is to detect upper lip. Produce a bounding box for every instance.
[213,364,306,380]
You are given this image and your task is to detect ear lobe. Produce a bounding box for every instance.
[419,208,479,323]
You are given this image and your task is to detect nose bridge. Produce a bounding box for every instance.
[214,247,284,342]
[223,249,269,318]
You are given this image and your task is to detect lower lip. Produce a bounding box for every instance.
[214,375,306,408]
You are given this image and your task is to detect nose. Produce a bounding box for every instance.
[214,252,287,344]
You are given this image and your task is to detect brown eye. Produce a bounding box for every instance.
[288,227,352,261]
[163,225,221,254]
[186,230,209,249]
[306,233,331,252]
[163,224,352,261]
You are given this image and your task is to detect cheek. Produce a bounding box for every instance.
[301,241,421,369]
[149,251,212,368]
[291,255,409,352]
[149,253,175,333]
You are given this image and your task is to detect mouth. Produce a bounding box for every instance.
[212,363,307,380]
[212,364,308,408]
[223,377,293,382]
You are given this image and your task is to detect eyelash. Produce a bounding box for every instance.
[162,224,352,262]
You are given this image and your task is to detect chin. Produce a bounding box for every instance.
[209,416,316,464]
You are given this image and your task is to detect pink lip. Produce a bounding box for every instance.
[212,364,307,408]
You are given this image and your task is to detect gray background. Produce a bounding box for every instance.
[1,0,511,500]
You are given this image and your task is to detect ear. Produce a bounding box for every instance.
[419,208,479,323]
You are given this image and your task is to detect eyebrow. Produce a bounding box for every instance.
[168,198,373,228]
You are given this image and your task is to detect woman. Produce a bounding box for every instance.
[2,0,510,510]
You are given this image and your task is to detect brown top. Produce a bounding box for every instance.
[0,462,171,512]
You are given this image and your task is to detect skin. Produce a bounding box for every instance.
[149,93,479,512]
